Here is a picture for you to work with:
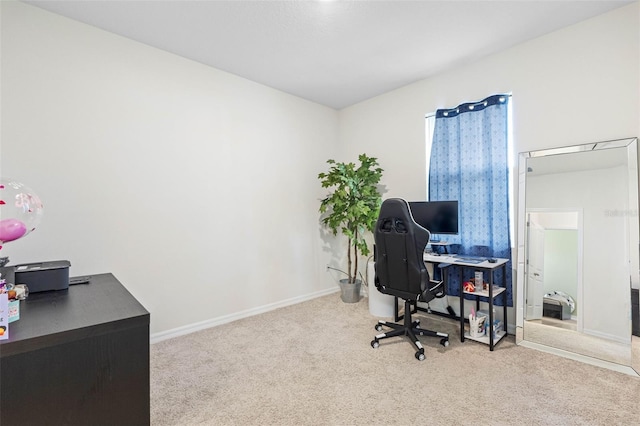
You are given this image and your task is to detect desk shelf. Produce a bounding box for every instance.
[464,329,507,345]
[463,286,505,298]
[428,240,451,255]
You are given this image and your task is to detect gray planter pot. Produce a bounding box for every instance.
[339,279,362,303]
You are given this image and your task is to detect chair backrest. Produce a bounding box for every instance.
[374,198,432,301]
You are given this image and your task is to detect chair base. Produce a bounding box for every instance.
[371,299,449,360]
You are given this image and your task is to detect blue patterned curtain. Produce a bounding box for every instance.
[428,94,512,306]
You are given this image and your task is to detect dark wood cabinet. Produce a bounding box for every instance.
[1,273,150,425]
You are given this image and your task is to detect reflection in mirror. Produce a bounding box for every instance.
[516,137,639,376]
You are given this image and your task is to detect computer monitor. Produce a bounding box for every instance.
[408,200,459,235]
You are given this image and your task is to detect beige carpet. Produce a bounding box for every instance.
[524,319,632,366]
[151,293,640,425]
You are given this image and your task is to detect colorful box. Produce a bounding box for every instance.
[0,292,8,340]
[8,299,19,323]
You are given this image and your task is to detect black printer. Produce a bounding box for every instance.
[13,260,71,293]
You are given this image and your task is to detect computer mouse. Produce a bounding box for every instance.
[488,258,497,263]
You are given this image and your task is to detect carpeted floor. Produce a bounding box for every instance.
[150,293,640,425]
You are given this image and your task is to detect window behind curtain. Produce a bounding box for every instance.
[426,99,514,241]
[425,94,513,306]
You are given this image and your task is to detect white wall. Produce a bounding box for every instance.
[338,3,639,326]
[0,1,340,336]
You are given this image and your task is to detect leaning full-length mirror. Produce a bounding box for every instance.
[516,137,640,376]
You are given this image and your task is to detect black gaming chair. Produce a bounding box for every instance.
[371,198,449,360]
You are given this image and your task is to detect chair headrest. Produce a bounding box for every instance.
[377,198,427,234]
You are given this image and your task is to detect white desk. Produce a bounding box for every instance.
[424,253,509,350]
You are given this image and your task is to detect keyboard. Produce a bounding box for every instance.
[455,257,486,264]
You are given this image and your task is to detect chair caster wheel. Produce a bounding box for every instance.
[371,339,379,349]
[375,324,383,332]
[415,349,425,361]
[440,338,449,347]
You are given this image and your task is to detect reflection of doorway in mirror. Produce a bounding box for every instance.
[544,229,578,318]
[525,209,633,366]
[525,210,581,332]
[525,220,545,320]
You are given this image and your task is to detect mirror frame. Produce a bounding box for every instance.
[516,137,639,376]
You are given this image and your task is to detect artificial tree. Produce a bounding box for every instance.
[318,153,383,285]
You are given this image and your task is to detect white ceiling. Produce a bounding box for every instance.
[24,0,634,110]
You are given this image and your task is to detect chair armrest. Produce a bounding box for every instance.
[428,279,446,299]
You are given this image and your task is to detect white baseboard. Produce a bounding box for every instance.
[581,327,631,345]
[150,287,339,344]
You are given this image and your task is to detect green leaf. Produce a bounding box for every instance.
[318,154,383,282]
